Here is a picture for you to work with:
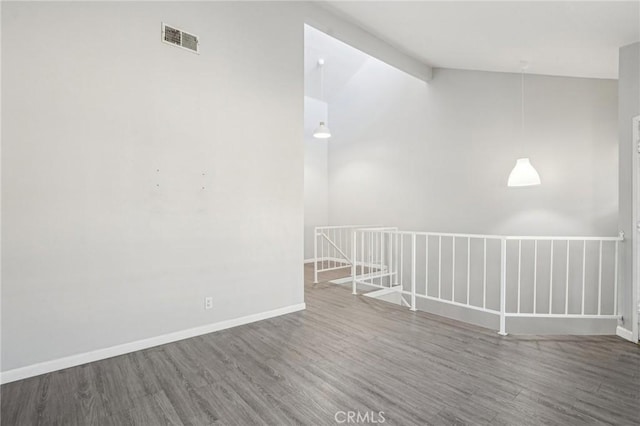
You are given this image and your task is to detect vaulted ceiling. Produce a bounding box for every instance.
[321,1,639,79]
[304,25,370,102]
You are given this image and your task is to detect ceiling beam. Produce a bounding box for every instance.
[302,2,433,83]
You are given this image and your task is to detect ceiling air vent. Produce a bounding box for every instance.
[162,23,199,54]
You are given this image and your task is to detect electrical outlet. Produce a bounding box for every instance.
[204,297,213,310]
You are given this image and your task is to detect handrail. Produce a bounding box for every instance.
[505,233,624,241]
[365,229,624,242]
[313,225,382,283]
[316,224,380,230]
[351,227,624,336]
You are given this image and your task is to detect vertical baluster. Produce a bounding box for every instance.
[499,238,507,336]
[374,230,378,276]
[400,234,404,289]
[350,229,354,264]
[328,230,331,269]
[614,239,619,315]
[373,231,377,285]
[375,231,382,269]
[565,240,570,315]
[389,232,394,287]
[345,229,349,264]
[372,231,376,284]
[314,228,318,284]
[361,230,365,277]
[351,229,354,264]
[438,236,442,300]
[321,230,324,271]
[327,230,331,270]
[411,234,417,311]
[425,235,429,296]
[597,241,603,315]
[381,231,386,288]
[549,240,554,314]
[376,231,379,287]
[581,240,586,315]
[517,240,522,314]
[338,229,343,265]
[369,231,373,278]
[332,229,336,269]
[483,238,487,310]
[533,240,538,314]
[328,229,332,270]
[333,229,343,266]
[395,233,399,285]
[379,231,383,287]
[466,237,471,305]
[352,231,357,295]
[452,237,456,302]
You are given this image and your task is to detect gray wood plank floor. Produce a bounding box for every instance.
[2,264,639,425]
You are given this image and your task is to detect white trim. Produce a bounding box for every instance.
[315,225,380,231]
[632,115,640,344]
[616,325,636,342]
[0,303,305,384]
[381,230,623,241]
[401,290,501,315]
[506,314,620,319]
[304,258,315,264]
[330,271,384,285]
[316,257,384,270]
[363,286,402,298]
[315,256,351,265]
[312,256,351,265]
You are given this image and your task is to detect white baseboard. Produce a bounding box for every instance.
[330,271,389,285]
[0,303,306,385]
[304,257,343,264]
[363,286,401,298]
[616,325,637,343]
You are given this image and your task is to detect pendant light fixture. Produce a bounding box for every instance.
[313,58,332,139]
[507,61,541,187]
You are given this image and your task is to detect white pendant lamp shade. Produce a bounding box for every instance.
[507,158,541,187]
[313,121,331,139]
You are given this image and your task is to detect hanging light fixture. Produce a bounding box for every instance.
[508,61,541,187]
[313,58,331,139]
[313,122,331,139]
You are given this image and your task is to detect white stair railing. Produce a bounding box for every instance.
[314,225,382,283]
[347,227,399,292]
[351,228,624,335]
[502,235,623,327]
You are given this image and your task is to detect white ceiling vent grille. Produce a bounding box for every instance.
[162,23,199,54]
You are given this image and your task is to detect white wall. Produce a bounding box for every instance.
[617,42,640,338]
[328,60,618,237]
[304,97,328,260]
[1,1,305,372]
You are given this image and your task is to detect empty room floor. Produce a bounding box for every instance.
[1,264,639,425]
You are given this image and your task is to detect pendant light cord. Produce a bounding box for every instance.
[320,61,325,102]
[521,66,525,145]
